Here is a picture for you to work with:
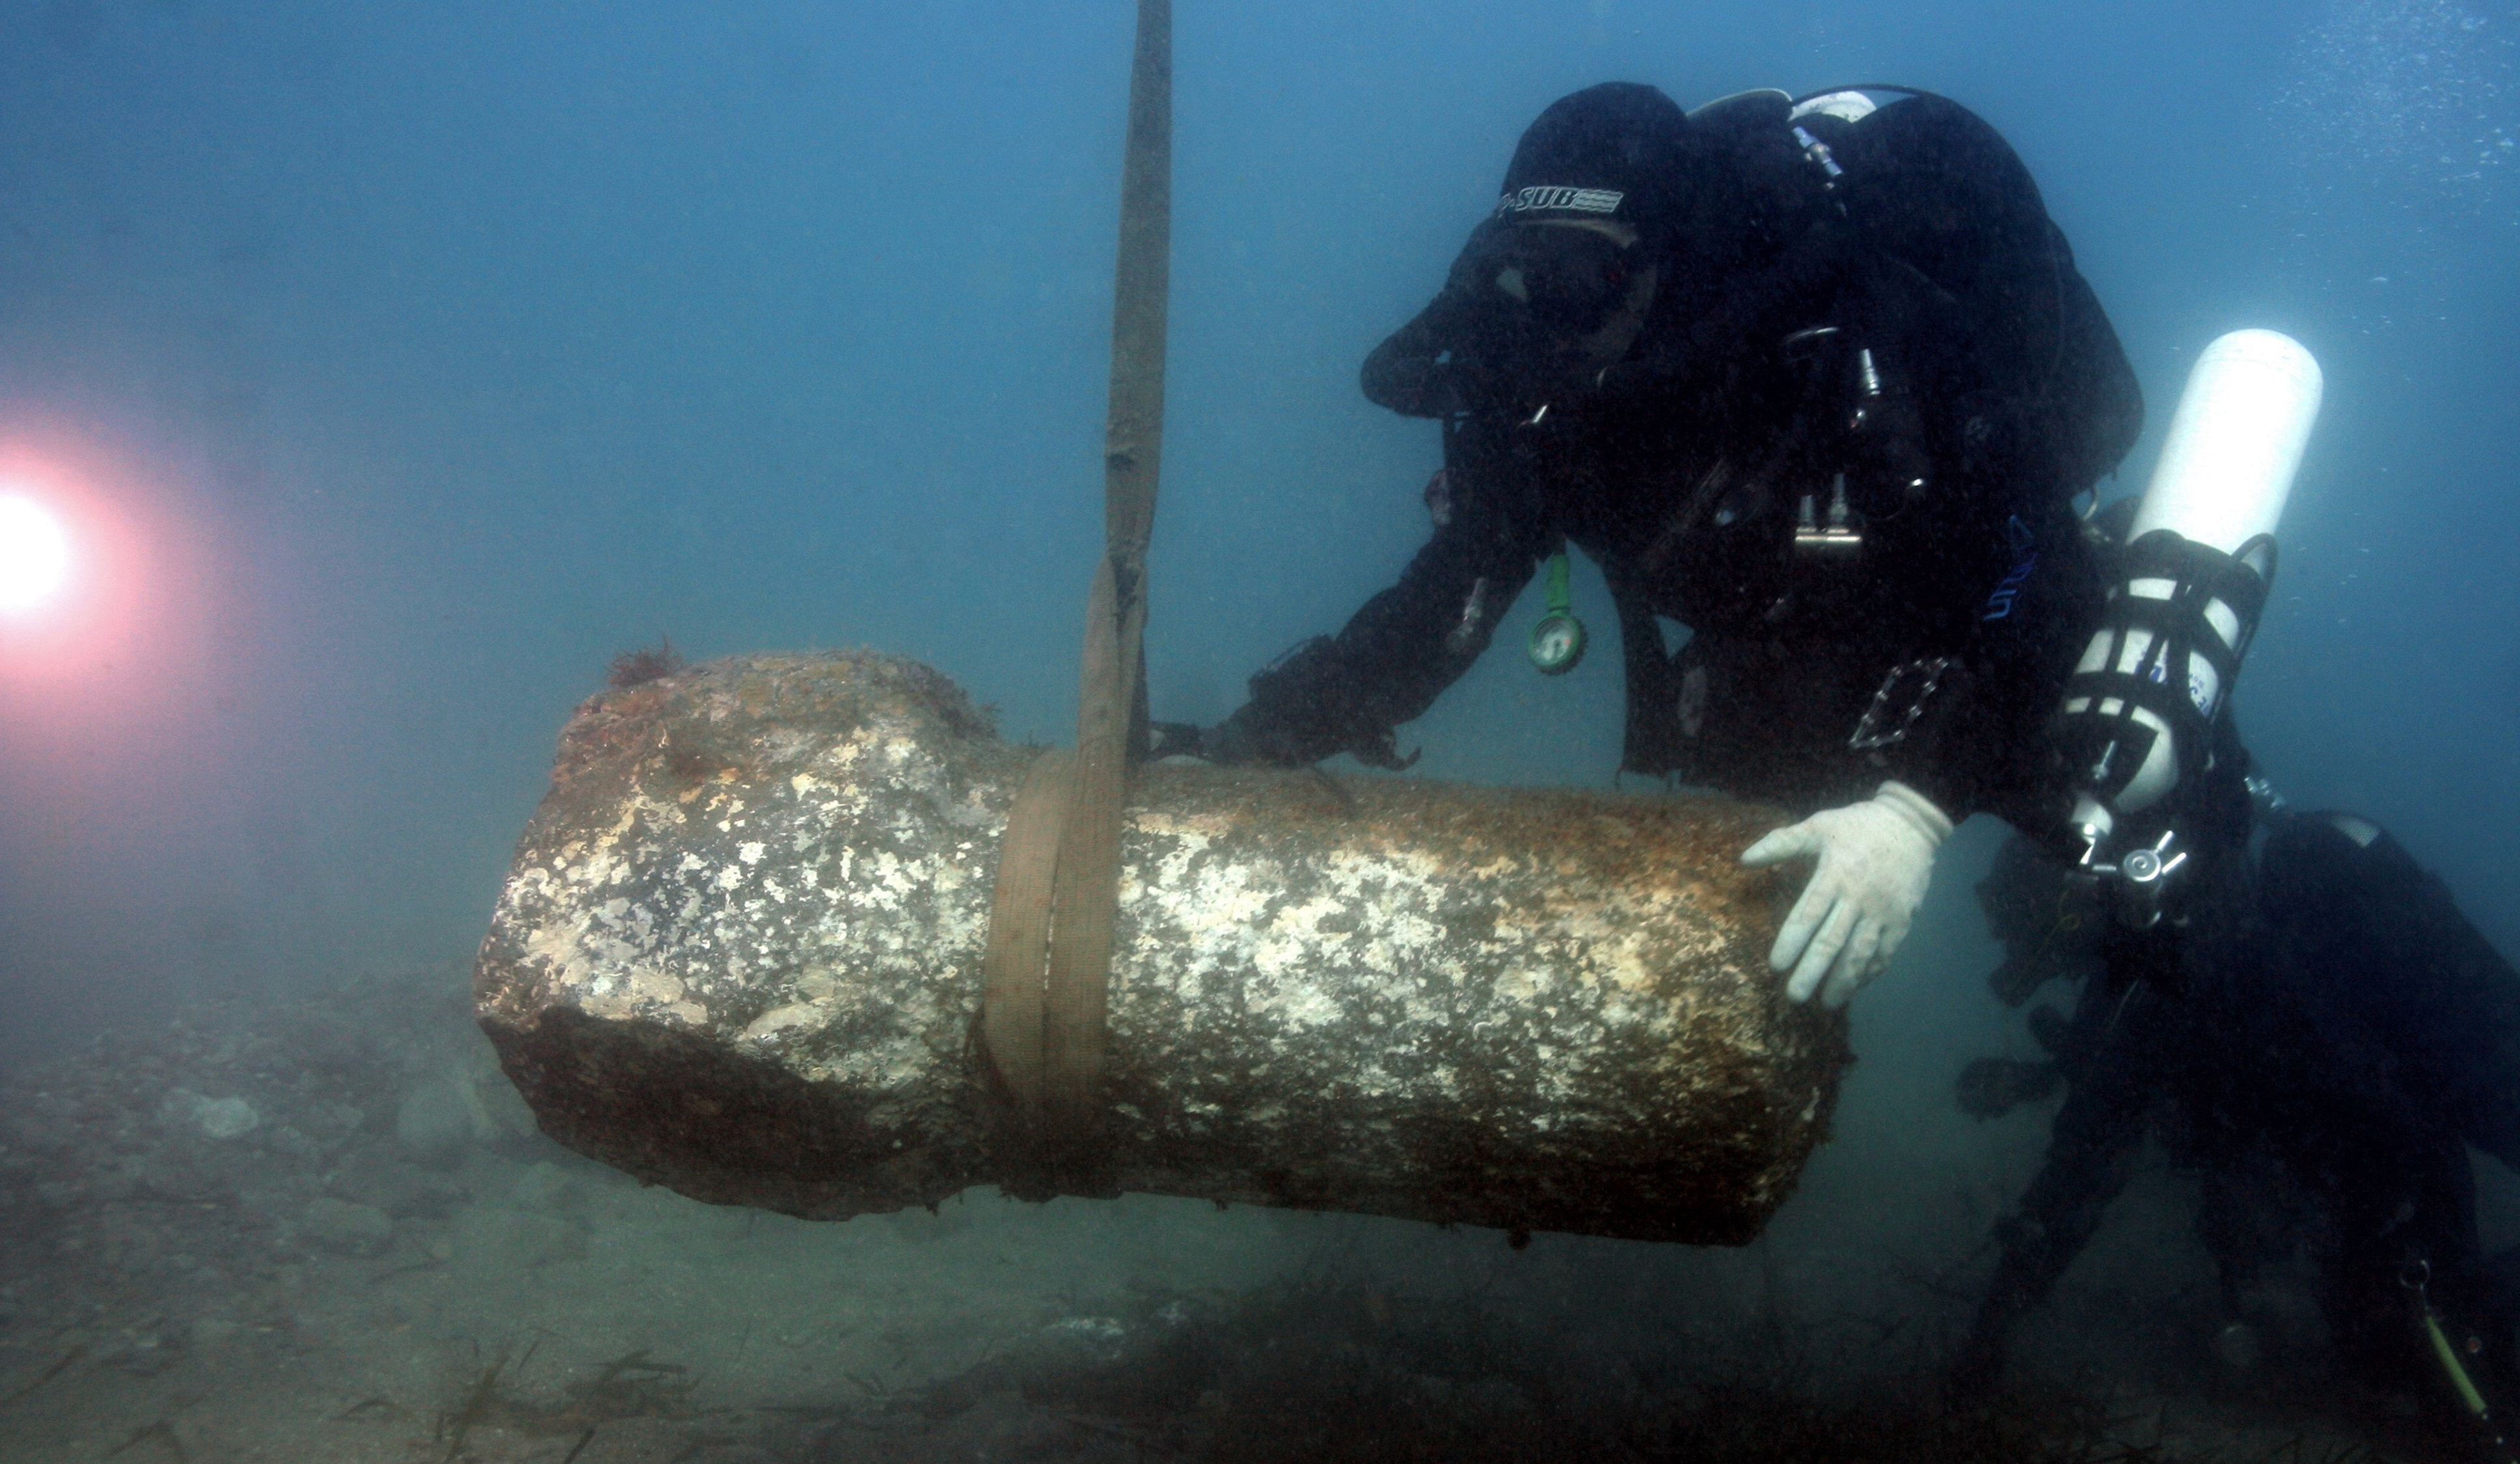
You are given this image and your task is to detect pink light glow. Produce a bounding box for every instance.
[0,490,74,612]
[0,439,227,809]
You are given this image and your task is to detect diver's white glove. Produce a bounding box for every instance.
[1740,780,1952,1009]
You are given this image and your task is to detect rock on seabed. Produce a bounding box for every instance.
[474,651,1849,1244]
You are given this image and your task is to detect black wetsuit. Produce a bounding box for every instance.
[2255,814,2520,1393]
[1957,810,2520,1419]
[1215,90,2141,828]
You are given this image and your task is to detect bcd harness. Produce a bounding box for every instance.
[2058,528,2276,927]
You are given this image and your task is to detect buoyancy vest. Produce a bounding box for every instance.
[1685,87,2144,511]
[1604,87,2139,794]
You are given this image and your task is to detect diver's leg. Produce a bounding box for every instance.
[1949,984,2155,1400]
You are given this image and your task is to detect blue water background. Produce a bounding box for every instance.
[0,0,2512,1234]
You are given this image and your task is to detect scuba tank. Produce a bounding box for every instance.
[2056,329,2323,925]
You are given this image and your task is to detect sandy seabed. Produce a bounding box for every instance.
[0,968,2433,1463]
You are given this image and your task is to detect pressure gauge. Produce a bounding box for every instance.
[1526,550,1586,675]
[1528,610,1586,675]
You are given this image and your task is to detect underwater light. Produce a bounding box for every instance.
[0,491,73,612]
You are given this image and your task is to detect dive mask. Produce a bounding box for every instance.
[1470,221,1642,339]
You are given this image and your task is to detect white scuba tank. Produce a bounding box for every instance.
[2065,329,2323,836]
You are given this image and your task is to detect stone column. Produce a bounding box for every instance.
[475,652,1846,1245]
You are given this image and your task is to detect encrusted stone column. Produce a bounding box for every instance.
[475,651,1847,1244]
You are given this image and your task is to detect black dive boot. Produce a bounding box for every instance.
[1948,1219,2059,1405]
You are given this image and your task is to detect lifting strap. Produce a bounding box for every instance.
[980,0,1169,1195]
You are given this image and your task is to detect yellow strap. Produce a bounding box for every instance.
[979,0,1168,1190]
[979,750,1076,1129]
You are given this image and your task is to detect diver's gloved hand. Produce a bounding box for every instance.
[1180,707,1274,767]
[1158,705,1417,773]
[1145,722,1209,762]
[1741,780,1953,1008]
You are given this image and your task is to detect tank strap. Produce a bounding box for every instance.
[2059,528,2273,809]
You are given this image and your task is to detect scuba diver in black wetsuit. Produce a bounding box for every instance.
[1951,801,2520,1459]
[2252,807,2520,1438]
[1154,82,2143,1009]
